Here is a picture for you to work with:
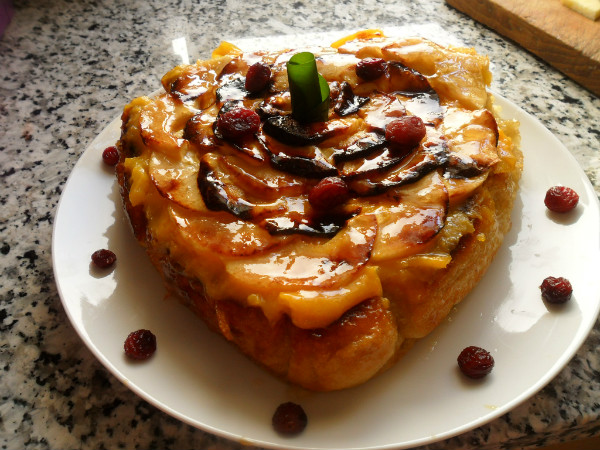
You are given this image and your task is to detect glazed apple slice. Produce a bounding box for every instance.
[346,128,448,195]
[385,61,432,93]
[257,134,338,179]
[149,151,206,212]
[139,94,192,158]
[225,213,377,292]
[198,152,287,220]
[149,147,300,216]
[381,39,492,110]
[444,173,489,207]
[359,92,406,133]
[363,171,449,261]
[161,55,234,107]
[168,204,285,258]
[195,152,355,236]
[182,106,221,152]
[339,147,408,179]
[332,131,386,163]
[400,90,444,127]
[444,108,500,177]
[218,154,305,202]
[224,214,380,329]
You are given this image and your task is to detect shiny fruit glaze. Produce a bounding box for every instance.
[385,115,427,149]
[308,176,351,210]
[215,107,261,142]
[245,62,272,93]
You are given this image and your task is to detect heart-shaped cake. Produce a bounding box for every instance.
[115,30,522,391]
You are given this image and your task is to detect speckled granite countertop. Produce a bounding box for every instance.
[1,0,599,449]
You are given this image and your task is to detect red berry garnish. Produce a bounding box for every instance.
[102,146,119,166]
[308,176,351,210]
[124,329,157,360]
[215,107,260,142]
[457,346,494,379]
[540,276,573,304]
[356,58,387,81]
[385,115,426,149]
[544,186,579,213]
[91,249,117,269]
[245,62,272,93]
[272,402,307,436]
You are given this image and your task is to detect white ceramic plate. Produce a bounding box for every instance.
[53,89,600,449]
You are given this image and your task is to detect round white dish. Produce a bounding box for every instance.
[52,90,600,449]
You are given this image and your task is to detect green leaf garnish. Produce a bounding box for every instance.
[287,52,330,123]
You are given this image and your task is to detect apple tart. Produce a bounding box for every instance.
[116,30,522,391]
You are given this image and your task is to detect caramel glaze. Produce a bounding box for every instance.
[157,48,497,238]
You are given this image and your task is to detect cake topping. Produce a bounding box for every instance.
[384,115,427,150]
[355,57,387,80]
[332,81,369,116]
[286,51,330,123]
[245,61,272,93]
[122,37,503,245]
[308,176,351,210]
[214,106,261,142]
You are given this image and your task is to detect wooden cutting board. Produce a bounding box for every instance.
[445,0,600,96]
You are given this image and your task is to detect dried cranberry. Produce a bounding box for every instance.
[102,146,119,166]
[91,249,117,269]
[308,177,351,210]
[245,62,271,93]
[457,346,494,379]
[385,115,426,149]
[272,402,307,436]
[124,329,157,360]
[544,186,579,213]
[215,107,260,142]
[540,276,573,304]
[356,58,387,81]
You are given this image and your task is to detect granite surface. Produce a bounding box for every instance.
[1,0,599,449]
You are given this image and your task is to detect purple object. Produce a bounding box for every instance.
[0,0,13,37]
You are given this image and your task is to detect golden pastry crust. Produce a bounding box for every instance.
[116,31,522,391]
